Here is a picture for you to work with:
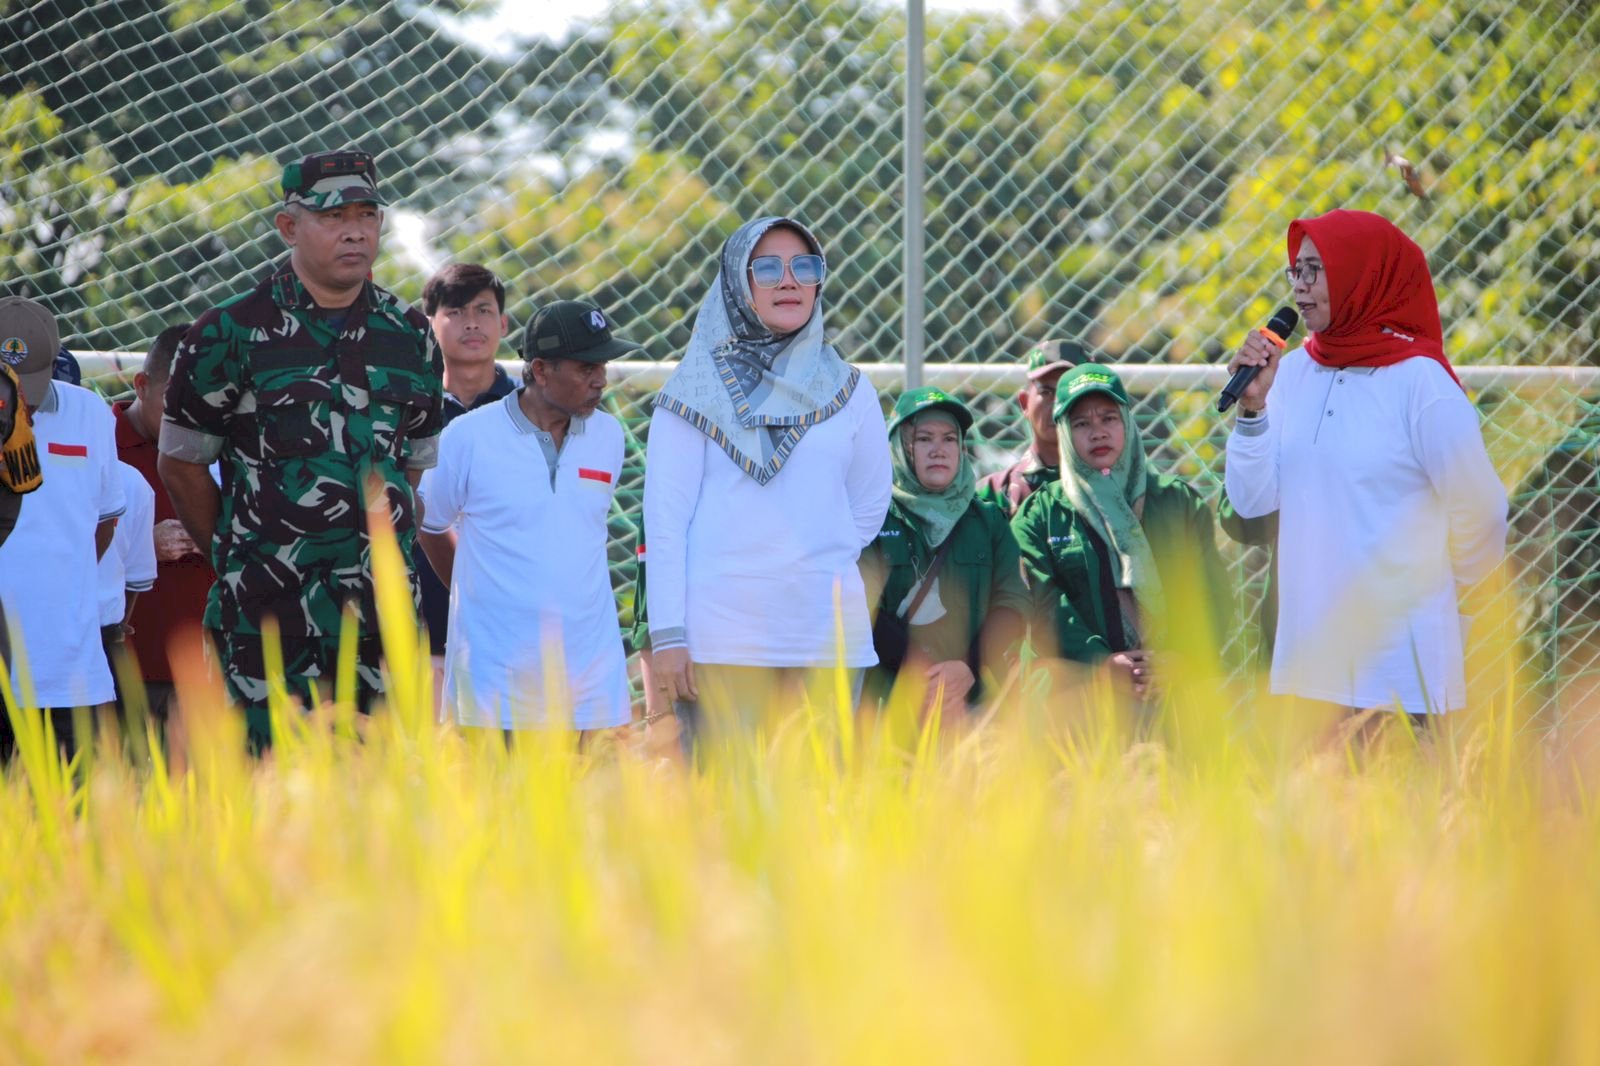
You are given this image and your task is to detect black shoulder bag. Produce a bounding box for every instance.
[872,536,959,675]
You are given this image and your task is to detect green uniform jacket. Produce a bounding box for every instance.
[859,498,1030,699]
[1012,475,1231,665]
[1217,492,1278,661]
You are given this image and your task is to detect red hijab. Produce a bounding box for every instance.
[1286,210,1461,388]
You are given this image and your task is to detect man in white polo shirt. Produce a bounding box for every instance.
[418,300,639,735]
[0,297,125,760]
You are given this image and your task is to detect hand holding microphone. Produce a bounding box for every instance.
[1217,307,1299,414]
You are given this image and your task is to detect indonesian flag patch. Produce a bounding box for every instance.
[47,441,88,465]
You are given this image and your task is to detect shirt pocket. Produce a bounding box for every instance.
[367,363,435,462]
[1045,529,1096,604]
[950,540,992,619]
[874,529,915,568]
[253,370,334,461]
[572,465,617,521]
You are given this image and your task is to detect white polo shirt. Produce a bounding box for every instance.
[1225,350,1507,713]
[0,383,126,708]
[98,462,157,626]
[418,392,629,730]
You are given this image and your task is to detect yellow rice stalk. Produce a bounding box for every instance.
[0,540,1596,1062]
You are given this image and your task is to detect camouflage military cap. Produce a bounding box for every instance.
[281,149,387,210]
[1025,338,1095,380]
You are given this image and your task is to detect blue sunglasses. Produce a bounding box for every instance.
[748,254,826,289]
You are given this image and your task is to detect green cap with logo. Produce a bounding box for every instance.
[522,300,643,364]
[1025,338,1094,380]
[282,149,387,210]
[1052,363,1130,422]
[889,386,973,434]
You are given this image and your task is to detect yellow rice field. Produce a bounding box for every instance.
[1,536,1597,1064]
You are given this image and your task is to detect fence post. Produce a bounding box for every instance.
[903,0,926,391]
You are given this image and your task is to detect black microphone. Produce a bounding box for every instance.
[1216,306,1300,413]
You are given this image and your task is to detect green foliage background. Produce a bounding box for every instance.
[4,0,1599,697]
[4,0,1595,367]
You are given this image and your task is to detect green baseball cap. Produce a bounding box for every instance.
[889,386,973,434]
[1025,338,1094,380]
[1052,363,1130,422]
[282,149,386,210]
[522,300,643,364]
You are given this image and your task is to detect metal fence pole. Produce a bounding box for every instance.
[903,0,926,391]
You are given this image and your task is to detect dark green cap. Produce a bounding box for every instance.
[1025,338,1094,380]
[522,300,642,364]
[889,386,973,434]
[1052,363,1130,422]
[282,149,386,210]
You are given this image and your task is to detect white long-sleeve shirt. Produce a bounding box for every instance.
[644,379,892,668]
[1225,349,1507,713]
[97,462,157,625]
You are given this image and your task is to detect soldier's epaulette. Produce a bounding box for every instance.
[212,289,257,314]
[369,284,423,333]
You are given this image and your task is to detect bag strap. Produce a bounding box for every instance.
[899,534,958,623]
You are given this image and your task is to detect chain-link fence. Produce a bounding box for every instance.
[6,0,1599,732]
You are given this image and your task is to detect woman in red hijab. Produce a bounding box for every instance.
[1222,209,1506,730]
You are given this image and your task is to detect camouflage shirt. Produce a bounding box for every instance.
[161,261,443,645]
[975,451,1057,518]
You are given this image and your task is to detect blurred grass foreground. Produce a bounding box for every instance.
[2,532,1598,1064]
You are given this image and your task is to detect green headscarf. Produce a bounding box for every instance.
[1053,367,1165,642]
[890,408,976,551]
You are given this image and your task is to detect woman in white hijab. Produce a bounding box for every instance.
[643,216,892,752]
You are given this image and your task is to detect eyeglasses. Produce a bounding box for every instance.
[749,254,826,289]
[1285,261,1324,287]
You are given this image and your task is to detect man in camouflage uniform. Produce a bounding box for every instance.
[158,149,443,745]
[976,339,1093,517]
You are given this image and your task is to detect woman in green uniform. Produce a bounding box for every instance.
[1011,364,1229,701]
[860,387,1029,714]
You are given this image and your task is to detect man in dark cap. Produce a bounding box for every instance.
[0,296,121,760]
[418,300,638,738]
[976,339,1094,517]
[157,148,443,749]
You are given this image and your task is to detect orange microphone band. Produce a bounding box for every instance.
[1259,328,1288,350]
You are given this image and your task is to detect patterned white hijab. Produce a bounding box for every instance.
[653,216,859,485]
